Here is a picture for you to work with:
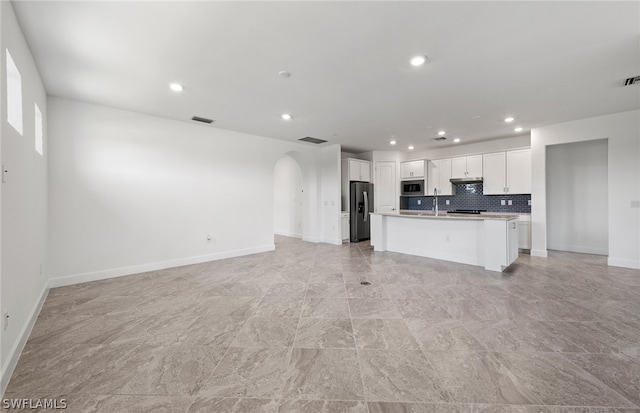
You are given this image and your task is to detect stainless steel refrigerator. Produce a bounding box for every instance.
[350,182,374,242]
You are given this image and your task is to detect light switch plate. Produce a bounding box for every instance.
[501,200,506,206]
[446,200,450,205]
[528,199,532,206]
[508,200,513,206]
[417,199,421,205]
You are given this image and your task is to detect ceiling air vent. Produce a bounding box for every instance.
[623,76,640,86]
[298,136,327,144]
[191,116,214,124]
[433,136,447,141]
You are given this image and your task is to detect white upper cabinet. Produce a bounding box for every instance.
[506,149,531,194]
[348,159,371,182]
[482,149,531,194]
[451,155,482,178]
[426,159,453,196]
[483,152,507,195]
[400,160,425,180]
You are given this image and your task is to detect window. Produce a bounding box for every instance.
[35,103,43,155]
[6,49,23,135]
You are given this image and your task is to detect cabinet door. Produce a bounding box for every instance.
[400,162,412,179]
[451,157,467,179]
[427,160,439,194]
[360,161,371,182]
[506,149,531,194]
[483,152,506,195]
[348,159,361,181]
[517,221,531,249]
[466,155,483,177]
[411,160,425,178]
[507,219,519,264]
[438,158,453,195]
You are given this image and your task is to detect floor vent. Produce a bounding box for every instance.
[191,116,214,124]
[360,281,371,286]
[299,136,327,144]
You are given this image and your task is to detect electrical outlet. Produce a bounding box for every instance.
[631,200,640,208]
[508,200,513,206]
[3,311,9,330]
[445,200,450,205]
[417,199,421,205]
[528,199,532,206]
[501,200,506,206]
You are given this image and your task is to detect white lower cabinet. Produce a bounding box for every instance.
[341,212,350,241]
[517,215,531,250]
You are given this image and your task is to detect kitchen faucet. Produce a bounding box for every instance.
[433,188,438,216]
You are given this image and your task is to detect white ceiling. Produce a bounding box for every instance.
[12,1,640,153]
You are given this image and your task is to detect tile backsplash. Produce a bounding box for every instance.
[401,183,531,213]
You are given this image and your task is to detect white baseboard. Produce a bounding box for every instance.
[608,257,640,270]
[548,245,608,256]
[1,284,49,397]
[48,244,275,288]
[302,236,320,243]
[274,230,302,239]
[323,237,343,246]
[530,249,548,257]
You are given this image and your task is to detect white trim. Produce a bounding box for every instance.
[48,245,275,288]
[1,284,49,397]
[547,245,608,256]
[302,236,320,243]
[608,257,640,270]
[274,230,302,239]
[323,237,343,246]
[530,249,548,257]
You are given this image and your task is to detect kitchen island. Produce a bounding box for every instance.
[370,211,519,272]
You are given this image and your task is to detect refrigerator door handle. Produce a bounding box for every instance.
[363,191,368,222]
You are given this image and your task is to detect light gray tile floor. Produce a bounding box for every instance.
[4,236,640,412]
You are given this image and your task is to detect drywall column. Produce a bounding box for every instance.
[531,110,640,269]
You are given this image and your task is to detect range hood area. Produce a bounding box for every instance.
[450,177,483,184]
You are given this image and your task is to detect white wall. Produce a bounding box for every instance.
[274,155,303,238]
[546,139,608,255]
[320,145,342,245]
[531,110,640,269]
[1,0,48,394]
[47,97,338,285]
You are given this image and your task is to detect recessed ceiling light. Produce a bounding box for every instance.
[169,83,184,92]
[438,130,446,136]
[390,140,396,145]
[408,145,414,150]
[514,127,523,132]
[278,71,291,78]
[410,55,427,66]
[504,117,515,123]
[281,113,292,120]
[453,138,461,143]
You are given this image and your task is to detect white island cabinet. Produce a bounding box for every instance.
[370,211,519,272]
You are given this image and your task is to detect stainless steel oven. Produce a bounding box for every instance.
[401,179,425,196]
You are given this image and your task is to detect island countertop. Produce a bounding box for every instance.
[372,210,518,221]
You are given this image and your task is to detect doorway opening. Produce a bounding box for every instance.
[546,139,608,255]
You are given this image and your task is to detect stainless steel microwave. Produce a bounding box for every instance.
[401,179,425,196]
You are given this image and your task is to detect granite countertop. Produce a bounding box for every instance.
[372,210,519,221]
